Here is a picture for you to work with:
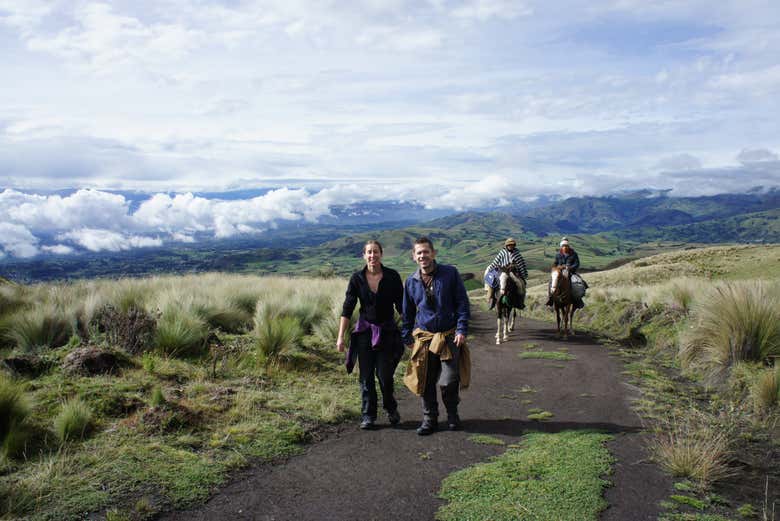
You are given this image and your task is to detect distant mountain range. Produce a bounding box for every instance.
[2,190,777,282]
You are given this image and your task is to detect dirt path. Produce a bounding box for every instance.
[158,311,671,521]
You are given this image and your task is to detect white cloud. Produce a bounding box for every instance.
[737,148,778,164]
[450,0,533,21]
[41,244,75,255]
[58,228,162,252]
[0,222,39,258]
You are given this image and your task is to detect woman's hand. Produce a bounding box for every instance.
[336,338,345,352]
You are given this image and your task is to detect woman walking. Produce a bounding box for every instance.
[336,240,404,430]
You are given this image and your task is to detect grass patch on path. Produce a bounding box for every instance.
[518,351,576,361]
[437,430,614,521]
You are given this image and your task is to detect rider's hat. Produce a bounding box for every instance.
[504,238,517,247]
[559,237,569,247]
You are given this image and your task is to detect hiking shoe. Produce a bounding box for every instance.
[359,418,376,430]
[388,410,401,426]
[447,415,461,431]
[545,297,553,307]
[416,419,438,436]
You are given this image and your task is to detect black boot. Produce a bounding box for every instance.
[416,417,438,436]
[447,414,461,431]
[545,296,553,307]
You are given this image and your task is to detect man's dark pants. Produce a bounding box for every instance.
[421,341,460,421]
[355,331,397,420]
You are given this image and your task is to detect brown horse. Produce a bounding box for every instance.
[550,265,576,338]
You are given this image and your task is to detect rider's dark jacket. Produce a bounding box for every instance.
[554,249,580,273]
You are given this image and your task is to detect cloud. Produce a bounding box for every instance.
[0,222,39,258]
[24,2,203,74]
[41,244,75,255]
[655,153,702,171]
[737,148,779,164]
[58,228,162,252]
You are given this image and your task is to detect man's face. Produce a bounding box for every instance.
[413,243,436,270]
[506,244,515,251]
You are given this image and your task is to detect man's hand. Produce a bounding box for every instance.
[454,333,466,347]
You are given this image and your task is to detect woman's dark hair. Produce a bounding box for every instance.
[364,240,383,254]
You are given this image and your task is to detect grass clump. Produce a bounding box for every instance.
[670,494,707,510]
[0,374,31,458]
[54,398,94,443]
[750,367,779,413]
[6,305,74,350]
[252,306,302,369]
[468,435,505,446]
[154,309,209,357]
[527,410,554,421]
[518,351,575,361]
[437,431,614,521]
[649,411,733,491]
[680,282,780,379]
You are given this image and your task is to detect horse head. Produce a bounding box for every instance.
[550,265,570,297]
[499,265,515,296]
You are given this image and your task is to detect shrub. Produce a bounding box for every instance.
[649,410,733,491]
[54,398,94,443]
[93,305,157,354]
[680,282,780,379]
[0,374,30,458]
[155,309,209,357]
[5,305,74,350]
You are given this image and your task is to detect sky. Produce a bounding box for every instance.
[1,0,779,258]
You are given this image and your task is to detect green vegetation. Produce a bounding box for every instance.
[0,274,360,520]
[468,435,505,446]
[518,351,575,361]
[671,495,708,510]
[0,374,30,458]
[523,244,779,520]
[437,431,613,521]
[527,409,554,421]
[54,398,94,443]
[679,282,779,379]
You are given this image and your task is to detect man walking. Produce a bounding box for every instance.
[402,237,471,435]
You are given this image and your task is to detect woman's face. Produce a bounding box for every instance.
[364,244,383,268]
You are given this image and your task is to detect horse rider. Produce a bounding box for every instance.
[546,237,584,309]
[484,238,528,309]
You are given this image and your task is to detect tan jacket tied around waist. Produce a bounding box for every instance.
[403,328,471,396]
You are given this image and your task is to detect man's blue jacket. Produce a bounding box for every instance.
[401,262,470,346]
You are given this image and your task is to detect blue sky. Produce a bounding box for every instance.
[0,0,779,257]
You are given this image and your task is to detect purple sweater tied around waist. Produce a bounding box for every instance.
[345,317,400,374]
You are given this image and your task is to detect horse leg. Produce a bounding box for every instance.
[502,310,510,342]
[555,306,562,337]
[568,307,575,336]
[509,309,516,331]
[496,315,502,344]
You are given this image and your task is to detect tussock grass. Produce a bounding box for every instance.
[5,303,75,350]
[751,367,779,413]
[0,272,356,520]
[54,398,94,443]
[680,282,780,379]
[649,410,734,491]
[252,308,302,369]
[0,374,31,458]
[155,307,209,357]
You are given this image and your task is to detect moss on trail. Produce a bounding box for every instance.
[437,430,614,521]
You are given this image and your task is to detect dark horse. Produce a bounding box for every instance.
[495,265,524,344]
[550,265,576,338]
